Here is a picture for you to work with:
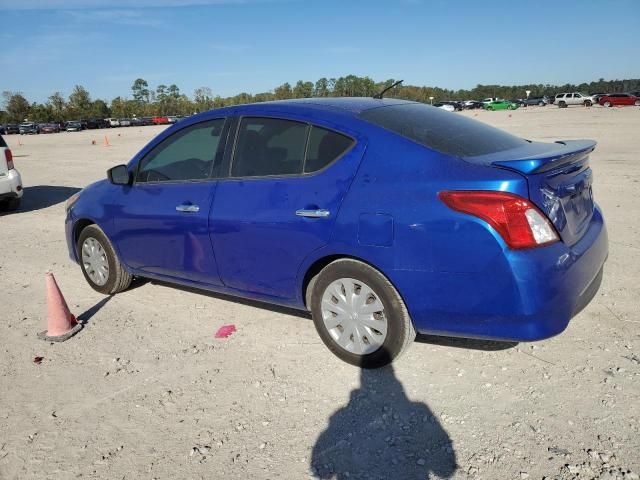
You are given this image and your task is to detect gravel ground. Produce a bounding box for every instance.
[0,105,638,480]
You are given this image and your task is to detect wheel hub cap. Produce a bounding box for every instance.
[321,278,388,355]
[81,237,109,286]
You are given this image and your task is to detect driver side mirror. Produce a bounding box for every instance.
[107,164,132,186]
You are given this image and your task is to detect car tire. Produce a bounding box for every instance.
[538,101,545,106]
[634,100,640,106]
[3,197,21,211]
[310,259,416,368]
[584,100,592,107]
[558,101,567,108]
[77,224,132,295]
[604,101,612,107]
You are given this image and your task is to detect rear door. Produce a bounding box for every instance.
[210,115,365,300]
[113,118,230,285]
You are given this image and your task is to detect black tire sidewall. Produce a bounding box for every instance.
[310,261,410,368]
[77,225,119,294]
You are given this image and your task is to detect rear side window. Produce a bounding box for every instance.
[232,118,308,177]
[0,135,6,148]
[137,119,225,183]
[304,126,354,173]
[359,103,527,157]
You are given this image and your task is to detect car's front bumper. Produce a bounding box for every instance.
[393,206,608,342]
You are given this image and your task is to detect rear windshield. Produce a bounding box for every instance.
[359,103,527,157]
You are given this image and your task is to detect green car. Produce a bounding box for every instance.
[484,100,520,111]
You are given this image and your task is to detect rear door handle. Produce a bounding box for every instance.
[176,204,200,213]
[296,209,330,218]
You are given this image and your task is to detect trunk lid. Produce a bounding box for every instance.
[465,140,596,246]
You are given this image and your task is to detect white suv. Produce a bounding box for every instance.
[554,92,596,108]
[0,135,23,211]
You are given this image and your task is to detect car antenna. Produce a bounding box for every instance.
[373,79,403,99]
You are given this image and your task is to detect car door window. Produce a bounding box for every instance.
[231,117,308,177]
[304,126,354,174]
[137,119,226,183]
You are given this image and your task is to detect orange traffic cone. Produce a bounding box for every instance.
[103,135,110,147]
[38,273,83,342]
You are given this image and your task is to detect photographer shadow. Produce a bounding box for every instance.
[311,360,457,479]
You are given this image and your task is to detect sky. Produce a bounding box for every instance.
[1,0,639,103]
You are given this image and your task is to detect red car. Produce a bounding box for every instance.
[152,116,170,125]
[598,93,640,107]
[39,123,60,134]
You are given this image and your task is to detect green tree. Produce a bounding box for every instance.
[2,91,30,122]
[68,85,92,118]
[274,82,292,100]
[131,78,150,103]
[47,92,67,119]
[193,86,214,112]
[293,80,314,98]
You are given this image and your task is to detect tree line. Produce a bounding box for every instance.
[2,76,639,124]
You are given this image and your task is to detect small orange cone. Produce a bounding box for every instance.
[38,273,83,342]
[103,135,110,147]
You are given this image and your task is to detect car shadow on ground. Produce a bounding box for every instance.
[148,279,313,319]
[146,280,518,353]
[416,334,518,351]
[1,185,81,215]
[310,360,457,479]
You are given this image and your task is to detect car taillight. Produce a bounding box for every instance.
[439,190,559,249]
[5,148,14,170]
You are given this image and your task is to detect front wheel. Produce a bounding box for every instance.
[634,100,640,106]
[584,100,592,107]
[77,224,132,295]
[558,101,567,108]
[310,259,415,368]
[603,101,612,107]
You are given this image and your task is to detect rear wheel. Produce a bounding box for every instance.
[634,100,640,106]
[538,101,545,106]
[310,259,415,368]
[604,101,612,107]
[558,101,567,108]
[2,197,20,211]
[77,224,132,294]
[584,100,592,107]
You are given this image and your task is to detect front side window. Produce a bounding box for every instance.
[137,119,225,183]
[231,118,308,177]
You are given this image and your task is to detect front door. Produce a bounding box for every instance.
[210,116,365,300]
[113,118,228,285]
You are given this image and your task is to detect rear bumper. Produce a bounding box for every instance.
[0,170,24,199]
[394,206,608,342]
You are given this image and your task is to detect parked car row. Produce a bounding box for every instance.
[431,91,640,113]
[1,115,189,135]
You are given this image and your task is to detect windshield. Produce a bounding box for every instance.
[359,103,527,158]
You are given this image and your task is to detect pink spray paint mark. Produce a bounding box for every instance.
[214,324,237,339]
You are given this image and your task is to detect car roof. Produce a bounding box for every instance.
[203,97,416,119]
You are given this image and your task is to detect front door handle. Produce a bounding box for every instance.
[176,204,200,213]
[296,209,330,218]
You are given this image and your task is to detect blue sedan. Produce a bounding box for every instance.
[65,98,608,368]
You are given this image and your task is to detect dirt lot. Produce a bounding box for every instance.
[1,106,639,480]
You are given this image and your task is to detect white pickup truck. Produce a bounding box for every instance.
[0,135,23,210]
[554,92,596,108]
